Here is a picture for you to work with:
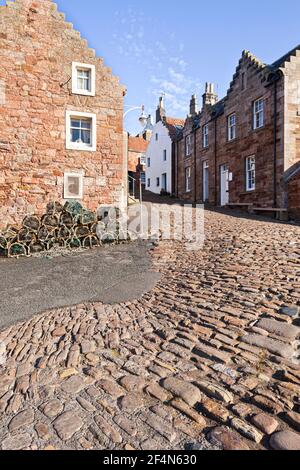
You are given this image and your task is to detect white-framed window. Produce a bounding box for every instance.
[147,157,151,168]
[253,98,264,130]
[140,154,146,165]
[228,113,236,141]
[66,111,97,152]
[156,177,160,187]
[185,167,191,193]
[155,133,158,141]
[72,62,96,96]
[140,172,146,184]
[64,172,84,199]
[185,135,192,156]
[163,149,167,161]
[147,178,151,188]
[246,156,256,191]
[203,124,209,148]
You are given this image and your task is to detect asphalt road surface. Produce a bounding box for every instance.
[0,241,161,330]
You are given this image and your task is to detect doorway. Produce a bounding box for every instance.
[203,161,209,202]
[220,164,229,206]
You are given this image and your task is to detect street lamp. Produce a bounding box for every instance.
[124,105,147,128]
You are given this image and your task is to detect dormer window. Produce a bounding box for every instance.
[72,62,96,96]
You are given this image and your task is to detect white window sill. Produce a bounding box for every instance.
[66,143,96,152]
[72,89,95,97]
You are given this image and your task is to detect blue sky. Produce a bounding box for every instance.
[3,0,300,134]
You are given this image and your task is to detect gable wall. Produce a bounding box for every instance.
[0,0,125,228]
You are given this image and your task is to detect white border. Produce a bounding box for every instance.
[66,110,97,152]
[72,62,96,96]
[64,171,84,199]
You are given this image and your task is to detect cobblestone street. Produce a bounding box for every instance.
[0,204,300,451]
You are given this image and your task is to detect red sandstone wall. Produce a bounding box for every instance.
[0,0,125,229]
[288,174,300,220]
[177,53,285,207]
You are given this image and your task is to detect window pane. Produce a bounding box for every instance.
[81,129,91,144]
[77,69,91,91]
[71,120,80,128]
[71,128,80,142]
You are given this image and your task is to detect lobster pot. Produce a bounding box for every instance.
[64,201,83,223]
[8,243,28,258]
[82,235,99,249]
[79,209,96,226]
[43,239,55,251]
[29,241,45,254]
[101,232,117,245]
[18,229,36,244]
[58,225,72,240]
[42,213,59,228]
[3,228,18,243]
[46,201,63,215]
[66,237,81,249]
[0,235,8,250]
[38,225,56,242]
[60,212,75,228]
[22,215,40,233]
[75,225,90,239]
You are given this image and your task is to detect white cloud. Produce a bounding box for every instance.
[112,6,202,124]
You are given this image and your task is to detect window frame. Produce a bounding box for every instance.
[185,167,191,193]
[140,154,146,166]
[147,178,151,188]
[72,62,96,96]
[163,149,167,161]
[202,124,209,149]
[156,177,160,187]
[185,135,192,156]
[245,155,256,192]
[64,171,84,200]
[227,113,236,142]
[140,172,146,184]
[66,111,97,152]
[147,157,151,168]
[253,98,264,130]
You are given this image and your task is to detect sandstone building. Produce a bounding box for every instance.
[175,47,300,219]
[0,0,126,229]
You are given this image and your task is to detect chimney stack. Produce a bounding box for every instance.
[156,95,166,123]
[190,94,198,116]
[202,82,218,108]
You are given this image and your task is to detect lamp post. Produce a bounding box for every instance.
[124,105,147,236]
[124,105,147,127]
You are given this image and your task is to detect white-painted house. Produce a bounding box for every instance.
[145,97,184,195]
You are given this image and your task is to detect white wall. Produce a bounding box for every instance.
[145,121,172,195]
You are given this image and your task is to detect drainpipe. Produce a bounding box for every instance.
[273,78,278,208]
[194,129,197,205]
[176,140,179,198]
[214,118,218,205]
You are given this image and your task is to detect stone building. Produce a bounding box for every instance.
[146,97,184,195]
[0,0,126,229]
[175,47,300,219]
[128,134,149,196]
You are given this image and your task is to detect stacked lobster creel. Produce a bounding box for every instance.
[0,201,130,258]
